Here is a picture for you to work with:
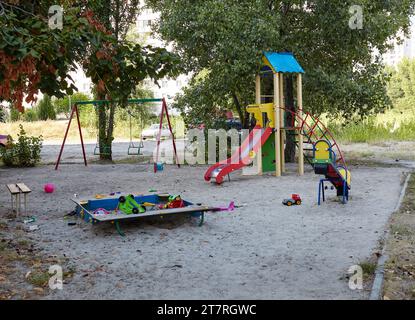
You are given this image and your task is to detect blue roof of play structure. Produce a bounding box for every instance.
[263,52,305,74]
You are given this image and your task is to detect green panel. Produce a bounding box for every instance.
[262,133,276,173]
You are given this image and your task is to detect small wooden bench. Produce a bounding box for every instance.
[6,183,31,216]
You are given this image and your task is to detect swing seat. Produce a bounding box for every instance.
[127,140,144,155]
[94,144,112,156]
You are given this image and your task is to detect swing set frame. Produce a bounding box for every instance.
[55,98,180,173]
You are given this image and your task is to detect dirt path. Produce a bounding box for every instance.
[0,163,408,300]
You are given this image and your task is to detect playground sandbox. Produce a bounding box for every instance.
[0,163,408,299]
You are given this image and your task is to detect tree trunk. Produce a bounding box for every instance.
[232,92,249,129]
[284,75,296,163]
[96,99,116,161]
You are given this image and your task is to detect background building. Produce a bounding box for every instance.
[136,2,189,103]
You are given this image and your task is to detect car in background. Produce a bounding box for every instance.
[141,124,172,140]
[0,134,10,149]
[225,119,242,131]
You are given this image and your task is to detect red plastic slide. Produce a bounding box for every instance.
[204,125,273,184]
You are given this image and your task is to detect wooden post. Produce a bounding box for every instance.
[279,73,285,173]
[255,75,261,104]
[297,74,304,176]
[255,75,263,175]
[274,73,281,177]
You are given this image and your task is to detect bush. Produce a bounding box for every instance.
[10,107,21,122]
[23,108,38,122]
[36,94,56,120]
[0,125,43,167]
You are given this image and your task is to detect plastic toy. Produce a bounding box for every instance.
[216,201,236,212]
[156,162,164,172]
[93,208,112,215]
[118,195,146,215]
[283,194,302,206]
[44,183,55,193]
[159,195,185,209]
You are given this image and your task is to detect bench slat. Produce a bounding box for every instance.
[16,183,31,193]
[7,184,20,194]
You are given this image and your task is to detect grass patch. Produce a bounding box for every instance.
[325,109,415,144]
[0,115,185,143]
[0,241,7,251]
[26,270,50,287]
[383,173,415,300]
[359,261,377,277]
[390,225,413,237]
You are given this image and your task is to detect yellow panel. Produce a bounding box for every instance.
[338,168,352,186]
[314,140,331,161]
[247,104,263,128]
[247,103,276,128]
[262,56,276,73]
[259,103,275,128]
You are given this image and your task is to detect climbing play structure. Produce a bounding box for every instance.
[205,52,351,204]
[313,140,351,204]
[55,98,180,173]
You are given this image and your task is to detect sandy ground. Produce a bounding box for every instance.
[342,141,415,163]
[0,162,409,300]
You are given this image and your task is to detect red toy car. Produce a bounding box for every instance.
[283,194,302,206]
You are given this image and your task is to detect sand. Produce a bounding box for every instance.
[0,161,408,300]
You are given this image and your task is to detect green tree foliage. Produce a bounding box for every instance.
[10,107,20,122]
[116,86,156,126]
[84,0,180,160]
[148,0,415,161]
[23,108,38,122]
[0,1,98,111]
[55,92,91,118]
[0,1,179,161]
[387,58,415,111]
[0,1,179,112]
[36,94,56,120]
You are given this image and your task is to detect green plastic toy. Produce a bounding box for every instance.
[118,195,146,215]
